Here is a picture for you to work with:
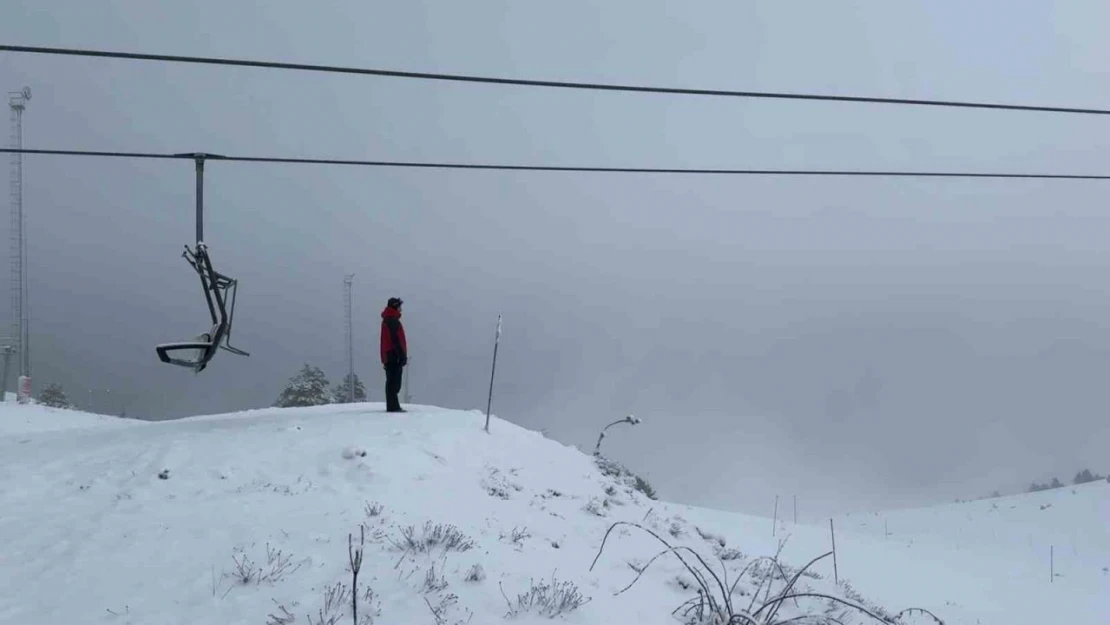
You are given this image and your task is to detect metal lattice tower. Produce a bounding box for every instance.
[343,274,354,402]
[8,87,30,402]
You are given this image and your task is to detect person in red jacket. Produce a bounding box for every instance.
[380,297,408,412]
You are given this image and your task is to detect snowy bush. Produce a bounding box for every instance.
[583,497,609,517]
[500,526,531,547]
[422,563,450,593]
[37,382,73,409]
[304,582,379,625]
[634,475,658,499]
[226,543,304,587]
[425,592,463,625]
[499,574,590,618]
[482,466,522,500]
[390,521,476,554]
[464,563,486,582]
[265,600,297,625]
[332,372,368,404]
[695,526,727,549]
[274,363,332,408]
[594,455,658,500]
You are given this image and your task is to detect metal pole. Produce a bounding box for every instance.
[343,274,354,402]
[194,156,204,244]
[9,87,30,402]
[830,518,839,584]
[484,314,502,433]
[772,495,779,537]
[0,345,11,400]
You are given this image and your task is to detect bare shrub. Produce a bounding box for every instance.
[226,543,304,589]
[364,501,385,518]
[594,455,658,500]
[482,466,519,500]
[423,562,450,593]
[499,573,591,618]
[583,497,609,517]
[286,528,378,625]
[425,593,460,625]
[695,526,727,549]
[306,582,350,625]
[390,521,476,555]
[265,599,296,625]
[464,563,486,582]
[500,526,531,547]
[719,548,744,561]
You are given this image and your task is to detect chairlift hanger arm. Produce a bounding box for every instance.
[154,153,248,371]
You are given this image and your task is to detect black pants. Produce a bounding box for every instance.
[384,363,405,412]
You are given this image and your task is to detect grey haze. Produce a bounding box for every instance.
[2,1,1109,518]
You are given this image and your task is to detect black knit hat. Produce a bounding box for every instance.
[387,297,403,309]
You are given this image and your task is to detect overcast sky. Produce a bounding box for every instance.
[2,1,1109,518]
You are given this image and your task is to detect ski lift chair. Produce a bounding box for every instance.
[156,242,249,372]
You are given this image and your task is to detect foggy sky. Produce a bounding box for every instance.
[2,1,1109,518]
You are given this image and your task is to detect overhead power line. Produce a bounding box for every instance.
[2,147,1109,180]
[4,44,1110,117]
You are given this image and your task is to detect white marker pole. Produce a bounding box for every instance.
[484,314,502,433]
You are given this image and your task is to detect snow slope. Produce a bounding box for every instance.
[0,399,138,436]
[831,482,1110,621]
[0,402,1104,624]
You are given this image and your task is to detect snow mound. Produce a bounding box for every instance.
[0,400,139,437]
[0,403,1103,624]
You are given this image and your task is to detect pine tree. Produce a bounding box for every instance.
[332,372,367,404]
[274,364,331,408]
[38,383,73,409]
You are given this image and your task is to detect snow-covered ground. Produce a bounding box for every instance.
[0,402,1104,624]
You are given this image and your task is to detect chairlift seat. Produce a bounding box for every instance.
[155,243,248,372]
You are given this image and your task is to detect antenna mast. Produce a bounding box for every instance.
[8,86,30,403]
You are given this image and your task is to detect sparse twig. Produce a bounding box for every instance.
[266,599,296,625]
[590,521,732,616]
[894,607,946,624]
[755,592,892,624]
[349,526,365,625]
[593,414,640,456]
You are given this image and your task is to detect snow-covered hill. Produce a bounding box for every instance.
[0,402,1104,624]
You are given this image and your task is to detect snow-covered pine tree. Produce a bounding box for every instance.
[38,383,73,409]
[332,372,367,404]
[274,364,332,408]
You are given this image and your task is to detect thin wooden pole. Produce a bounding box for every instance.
[830,518,839,584]
[772,495,779,536]
[483,315,502,433]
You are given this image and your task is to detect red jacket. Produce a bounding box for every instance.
[380,306,408,365]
